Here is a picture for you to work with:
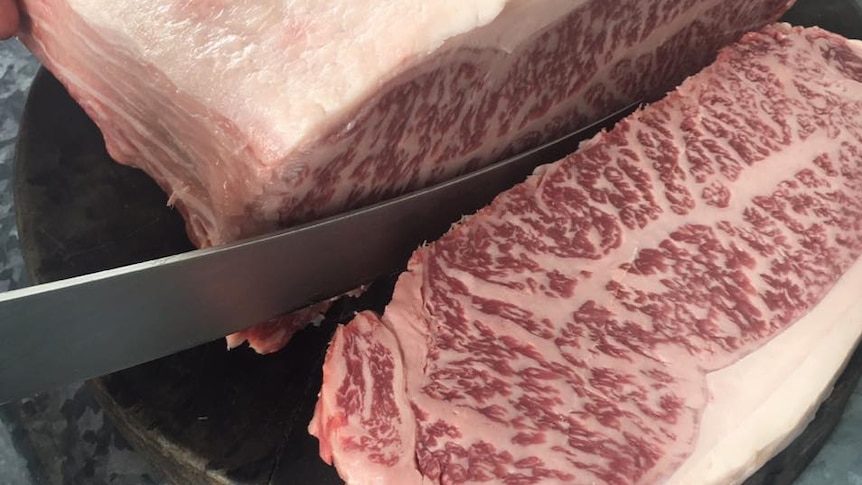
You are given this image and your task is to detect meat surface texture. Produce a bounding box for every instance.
[17,0,793,247]
[17,0,792,353]
[309,24,862,485]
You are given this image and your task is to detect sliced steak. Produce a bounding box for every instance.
[309,24,862,485]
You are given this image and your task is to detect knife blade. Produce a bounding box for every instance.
[0,101,640,404]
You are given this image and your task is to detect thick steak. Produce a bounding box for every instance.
[309,24,862,485]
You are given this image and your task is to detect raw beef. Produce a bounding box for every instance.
[16,0,793,353]
[309,24,862,485]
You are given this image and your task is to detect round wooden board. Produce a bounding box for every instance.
[13,1,862,483]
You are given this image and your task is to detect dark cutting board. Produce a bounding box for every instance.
[12,0,862,483]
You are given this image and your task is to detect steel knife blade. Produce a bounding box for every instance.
[0,102,640,404]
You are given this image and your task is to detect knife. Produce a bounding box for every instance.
[0,101,640,404]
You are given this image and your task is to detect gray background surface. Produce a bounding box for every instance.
[1,14,861,485]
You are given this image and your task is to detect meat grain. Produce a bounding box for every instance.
[16,0,792,352]
[309,24,862,485]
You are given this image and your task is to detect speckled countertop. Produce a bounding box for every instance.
[0,39,165,485]
[1,32,862,485]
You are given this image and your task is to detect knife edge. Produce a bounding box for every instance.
[0,100,641,403]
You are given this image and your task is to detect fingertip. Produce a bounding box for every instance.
[0,0,20,40]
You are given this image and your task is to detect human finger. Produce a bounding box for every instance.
[0,0,20,40]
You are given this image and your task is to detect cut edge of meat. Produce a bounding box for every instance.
[228,0,799,355]
[310,22,862,485]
